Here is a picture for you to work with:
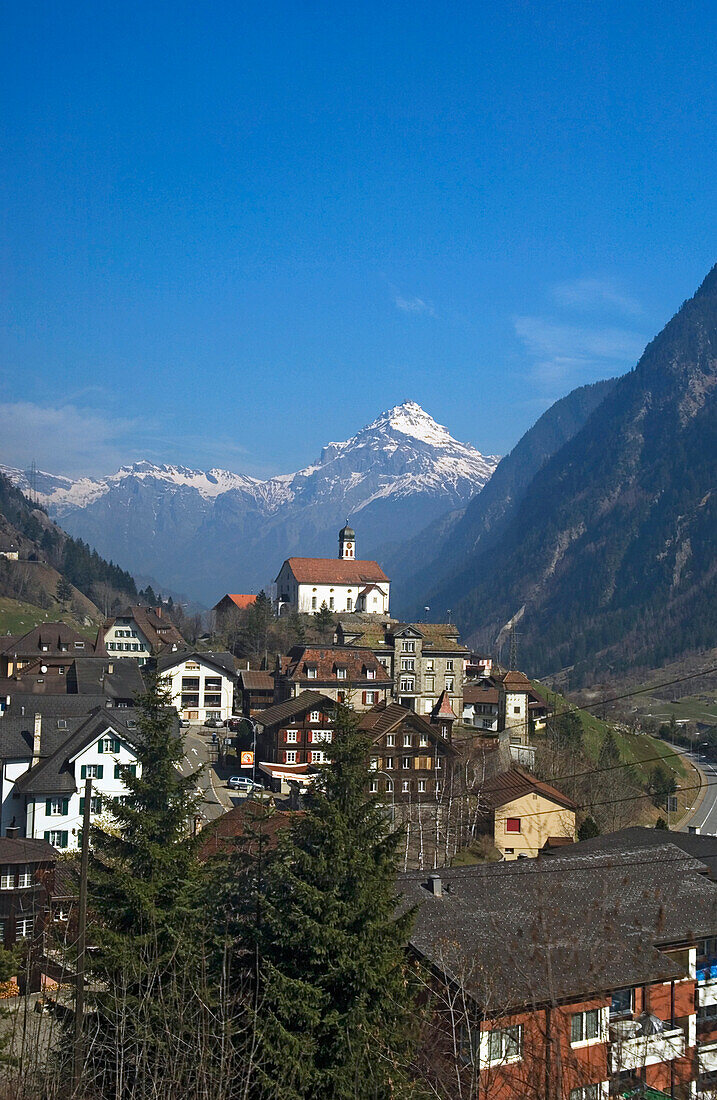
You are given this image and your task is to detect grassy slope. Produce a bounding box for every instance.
[0,597,97,640]
[533,684,698,823]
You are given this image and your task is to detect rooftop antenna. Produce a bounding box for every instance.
[424,606,430,622]
[446,609,452,624]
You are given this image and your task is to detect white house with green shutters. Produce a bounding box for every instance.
[9,708,145,852]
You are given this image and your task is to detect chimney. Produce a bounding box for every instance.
[428,872,443,898]
[33,714,41,765]
[5,827,18,839]
[155,605,162,618]
[107,662,114,675]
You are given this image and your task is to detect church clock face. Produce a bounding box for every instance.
[346,543,352,551]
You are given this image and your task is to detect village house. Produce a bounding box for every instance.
[253,690,335,769]
[0,706,146,850]
[275,525,390,616]
[462,681,500,732]
[476,764,577,859]
[0,656,144,710]
[403,837,717,1099]
[237,669,275,716]
[335,616,466,717]
[0,623,106,685]
[154,648,237,723]
[104,605,185,665]
[359,700,459,805]
[0,833,61,992]
[274,644,392,710]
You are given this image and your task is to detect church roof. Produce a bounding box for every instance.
[279,558,389,585]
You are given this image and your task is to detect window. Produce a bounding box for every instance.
[569,1087,600,1100]
[400,678,415,692]
[44,830,68,848]
[80,764,103,780]
[58,666,65,675]
[570,1009,600,1045]
[312,730,332,744]
[610,988,633,1018]
[306,666,317,679]
[386,734,395,747]
[446,660,454,671]
[402,756,411,769]
[402,780,410,792]
[16,917,34,940]
[99,737,120,753]
[311,597,317,611]
[285,750,297,764]
[425,659,434,671]
[369,779,377,793]
[386,779,394,793]
[418,780,426,793]
[419,734,429,747]
[17,865,32,888]
[336,667,347,679]
[425,676,435,692]
[114,764,137,779]
[311,750,325,764]
[364,692,378,706]
[435,757,442,770]
[486,1025,522,1065]
[57,719,67,729]
[346,598,353,611]
[370,757,379,771]
[445,677,454,692]
[366,668,376,679]
[505,818,521,833]
[513,706,521,715]
[74,641,85,649]
[286,730,298,743]
[310,710,321,722]
[79,796,103,815]
[400,658,415,671]
[402,641,415,653]
[403,733,412,747]
[329,597,334,610]
[46,798,69,816]
[385,757,394,770]
[0,867,13,890]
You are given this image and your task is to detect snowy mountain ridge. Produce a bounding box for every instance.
[1,402,499,602]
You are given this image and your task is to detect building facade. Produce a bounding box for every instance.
[274,645,392,711]
[104,606,186,665]
[155,649,236,723]
[275,527,390,616]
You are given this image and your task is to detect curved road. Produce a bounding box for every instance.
[678,749,717,834]
[177,726,236,823]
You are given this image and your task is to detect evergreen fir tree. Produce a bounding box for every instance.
[82,675,207,1096]
[597,727,620,771]
[233,704,417,1099]
[313,601,335,642]
[56,576,73,606]
[577,815,600,841]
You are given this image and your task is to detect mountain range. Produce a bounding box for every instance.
[415,263,717,682]
[1,402,499,605]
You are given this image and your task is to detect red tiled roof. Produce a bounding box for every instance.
[432,690,458,720]
[226,594,257,610]
[197,801,295,861]
[501,671,532,688]
[283,646,391,685]
[282,558,389,584]
[463,685,500,705]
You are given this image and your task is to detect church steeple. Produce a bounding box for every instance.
[338,521,355,560]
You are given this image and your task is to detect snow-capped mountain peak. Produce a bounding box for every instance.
[1,402,500,601]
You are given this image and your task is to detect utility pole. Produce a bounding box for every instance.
[509,622,518,671]
[73,777,92,1095]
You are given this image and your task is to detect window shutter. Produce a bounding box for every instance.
[61,831,68,848]
[45,799,51,816]
[80,765,86,780]
[62,798,69,815]
[43,831,49,842]
[307,730,312,743]
[97,765,104,779]
[113,738,120,753]
[114,765,120,779]
[79,798,84,814]
[362,692,367,704]
[97,740,103,753]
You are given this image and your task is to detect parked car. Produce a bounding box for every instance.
[224,716,244,731]
[227,776,261,793]
[179,719,190,728]
[204,717,223,728]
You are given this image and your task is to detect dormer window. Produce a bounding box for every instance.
[402,641,415,653]
[74,642,85,650]
[306,666,318,680]
[57,719,67,730]
[336,667,347,680]
[41,645,49,653]
[366,668,376,680]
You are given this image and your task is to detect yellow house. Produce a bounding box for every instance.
[479,765,577,860]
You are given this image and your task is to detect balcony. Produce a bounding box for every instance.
[610,1020,685,1072]
[699,978,717,1007]
[698,1039,717,1075]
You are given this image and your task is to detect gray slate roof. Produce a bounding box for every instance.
[254,691,331,728]
[154,648,237,679]
[399,841,717,1012]
[543,825,717,881]
[0,837,57,863]
[72,658,145,699]
[13,709,145,796]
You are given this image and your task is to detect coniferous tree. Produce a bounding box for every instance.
[81,676,207,1097]
[232,704,417,1099]
[313,601,335,642]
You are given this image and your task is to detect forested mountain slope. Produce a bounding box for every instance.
[418,264,717,682]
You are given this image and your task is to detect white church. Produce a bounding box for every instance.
[275,524,390,616]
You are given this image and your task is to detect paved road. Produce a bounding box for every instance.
[679,749,717,835]
[177,726,235,823]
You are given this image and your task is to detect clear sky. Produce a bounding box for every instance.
[1,1,715,477]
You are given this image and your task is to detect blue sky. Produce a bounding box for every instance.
[1,1,715,477]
